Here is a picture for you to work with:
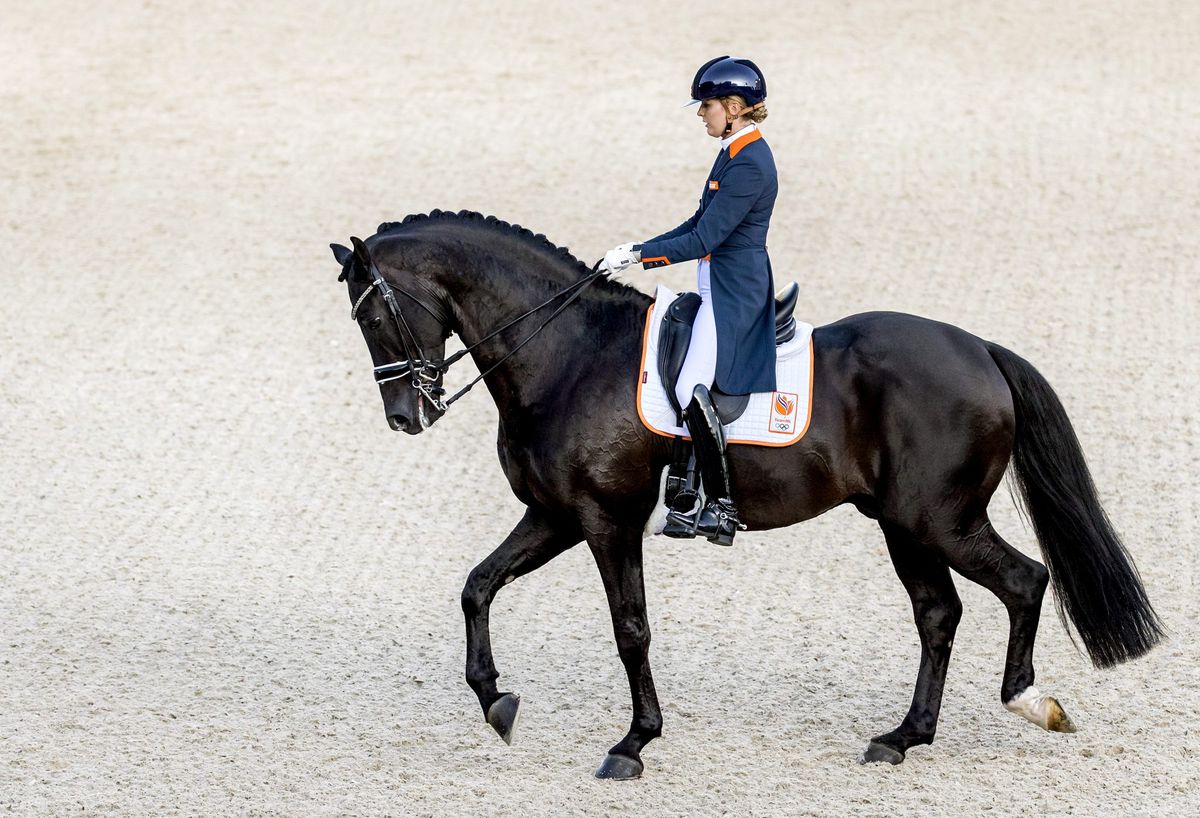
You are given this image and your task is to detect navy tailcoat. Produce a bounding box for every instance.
[637,128,778,395]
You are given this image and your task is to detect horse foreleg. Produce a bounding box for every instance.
[863,522,963,764]
[461,507,581,744]
[587,526,662,780]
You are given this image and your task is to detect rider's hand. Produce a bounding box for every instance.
[600,242,641,275]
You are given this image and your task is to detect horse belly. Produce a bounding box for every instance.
[729,439,847,530]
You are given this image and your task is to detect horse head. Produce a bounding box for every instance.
[332,237,451,434]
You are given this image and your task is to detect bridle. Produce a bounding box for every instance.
[351,266,450,411]
[351,256,607,413]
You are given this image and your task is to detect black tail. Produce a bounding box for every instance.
[987,343,1164,668]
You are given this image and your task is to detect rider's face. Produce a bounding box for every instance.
[698,97,748,139]
[697,98,727,138]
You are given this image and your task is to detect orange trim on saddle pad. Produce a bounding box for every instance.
[728,128,762,159]
[634,302,814,448]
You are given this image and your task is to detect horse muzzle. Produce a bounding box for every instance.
[386,392,444,434]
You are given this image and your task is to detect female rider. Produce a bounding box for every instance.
[602,56,778,547]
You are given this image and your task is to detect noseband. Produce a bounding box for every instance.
[352,265,450,410]
[352,257,607,414]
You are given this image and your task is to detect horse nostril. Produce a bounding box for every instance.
[387,414,409,432]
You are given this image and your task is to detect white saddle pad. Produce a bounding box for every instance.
[636,284,814,447]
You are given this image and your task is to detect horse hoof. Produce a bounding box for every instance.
[1045,696,1077,733]
[594,753,643,780]
[1005,686,1077,733]
[486,693,522,745]
[860,742,905,765]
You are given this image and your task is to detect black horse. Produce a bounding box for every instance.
[331,209,1162,779]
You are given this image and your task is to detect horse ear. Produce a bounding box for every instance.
[331,242,358,282]
[351,236,372,271]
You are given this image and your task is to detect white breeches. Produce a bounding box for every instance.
[674,258,718,410]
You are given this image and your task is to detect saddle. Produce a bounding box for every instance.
[657,283,799,425]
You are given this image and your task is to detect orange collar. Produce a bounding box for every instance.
[728,128,762,159]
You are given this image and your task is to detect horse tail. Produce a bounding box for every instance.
[986,342,1164,668]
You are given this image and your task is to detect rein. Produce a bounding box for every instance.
[354,259,608,412]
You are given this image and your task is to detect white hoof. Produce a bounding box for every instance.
[1004,686,1077,733]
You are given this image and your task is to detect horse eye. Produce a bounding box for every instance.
[368,317,382,330]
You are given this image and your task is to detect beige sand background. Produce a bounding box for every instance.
[2,1,1198,815]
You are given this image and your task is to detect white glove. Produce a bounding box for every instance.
[600,242,641,275]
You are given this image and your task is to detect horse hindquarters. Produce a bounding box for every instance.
[850,315,1063,759]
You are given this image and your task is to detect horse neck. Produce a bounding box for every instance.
[426,231,648,413]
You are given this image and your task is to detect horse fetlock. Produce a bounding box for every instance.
[465,666,500,700]
[1004,686,1077,733]
[632,717,663,741]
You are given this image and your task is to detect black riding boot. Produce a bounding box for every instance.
[662,385,742,546]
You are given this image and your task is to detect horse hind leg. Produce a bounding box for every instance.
[942,518,1077,734]
[862,523,963,764]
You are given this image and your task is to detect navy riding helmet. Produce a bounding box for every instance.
[687,56,767,107]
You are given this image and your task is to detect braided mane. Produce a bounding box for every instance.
[375,209,616,284]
